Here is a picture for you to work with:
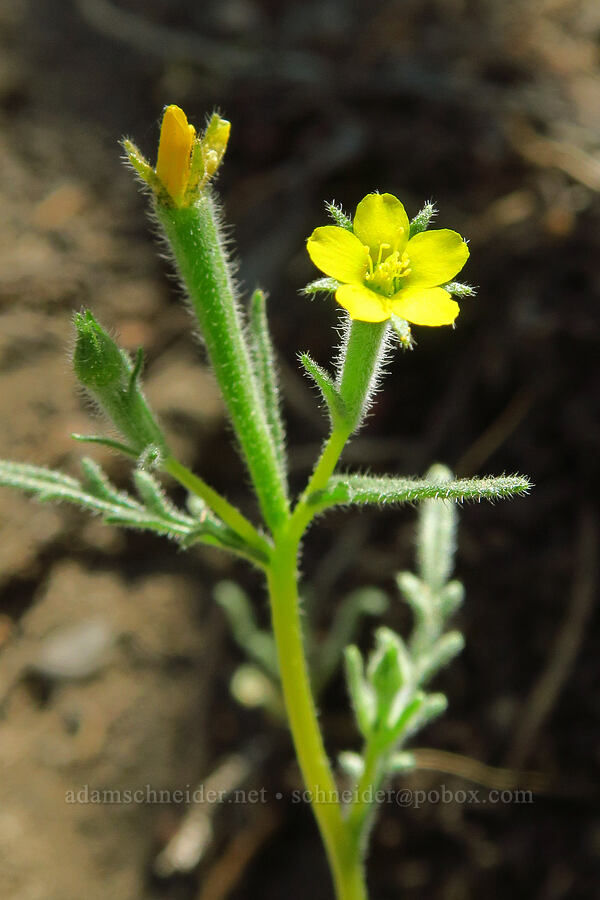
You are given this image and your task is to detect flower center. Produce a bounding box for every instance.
[364,243,411,297]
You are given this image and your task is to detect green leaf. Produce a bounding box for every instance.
[299,352,347,425]
[133,469,185,522]
[72,434,139,459]
[0,458,267,566]
[387,691,447,745]
[401,692,448,740]
[367,628,414,732]
[417,464,457,591]
[308,472,531,511]
[438,580,465,619]
[396,571,438,650]
[0,460,80,491]
[315,588,388,692]
[230,664,282,714]
[183,520,269,566]
[214,581,279,679]
[80,457,137,507]
[248,289,288,492]
[386,693,428,745]
[338,751,365,780]
[416,630,465,685]
[386,751,416,775]
[344,645,376,738]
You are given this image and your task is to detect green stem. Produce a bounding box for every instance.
[156,194,288,532]
[347,739,385,847]
[290,427,350,541]
[164,457,271,563]
[338,320,388,432]
[267,534,367,900]
[289,318,389,541]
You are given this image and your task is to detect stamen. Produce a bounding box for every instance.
[376,242,390,267]
[364,247,412,296]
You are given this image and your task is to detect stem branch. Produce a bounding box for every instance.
[164,457,271,562]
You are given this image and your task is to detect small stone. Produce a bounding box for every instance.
[30,619,114,681]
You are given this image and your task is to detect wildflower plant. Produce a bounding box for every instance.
[0,106,530,899]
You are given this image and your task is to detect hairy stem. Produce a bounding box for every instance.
[156,194,288,532]
[346,739,386,849]
[164,457,271,563]
[267,532,367,900]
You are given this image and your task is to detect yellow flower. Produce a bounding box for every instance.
[123,106,231,208]
[155,105,196,207]
[306,193,469,326]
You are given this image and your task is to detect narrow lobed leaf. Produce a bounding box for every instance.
[80,457,138,508]
[386,751,417,775]
[214,581,279,678]
[300,352,347,425]
[416,631,465,686]
[72,434,139,459]
[0,460,80,490]
[315,587,388,694]
[309,473,532,511]
[133,468,189,523]
[344,645,376,739]
[248,289,288,492]
[338,751,365,780]
[417,464,457,591]
[0,458,266,565]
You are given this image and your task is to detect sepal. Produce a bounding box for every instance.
[444,281,477,298]
[409,201,437,236]
[390,314,414,350]
[301,277,340,296]
[325,200,353,231]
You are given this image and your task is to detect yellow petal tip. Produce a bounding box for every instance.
[156,105,195,206]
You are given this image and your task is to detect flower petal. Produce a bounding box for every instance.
[156,105,196,205]
[353,193,410,257]
[404,230,469,288]
[392,286,459,326]
[307,226,369,283]
[336,284,390,322]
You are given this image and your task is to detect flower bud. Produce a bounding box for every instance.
[73,311,168,457]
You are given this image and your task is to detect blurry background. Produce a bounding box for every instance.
[0,0,598,898]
